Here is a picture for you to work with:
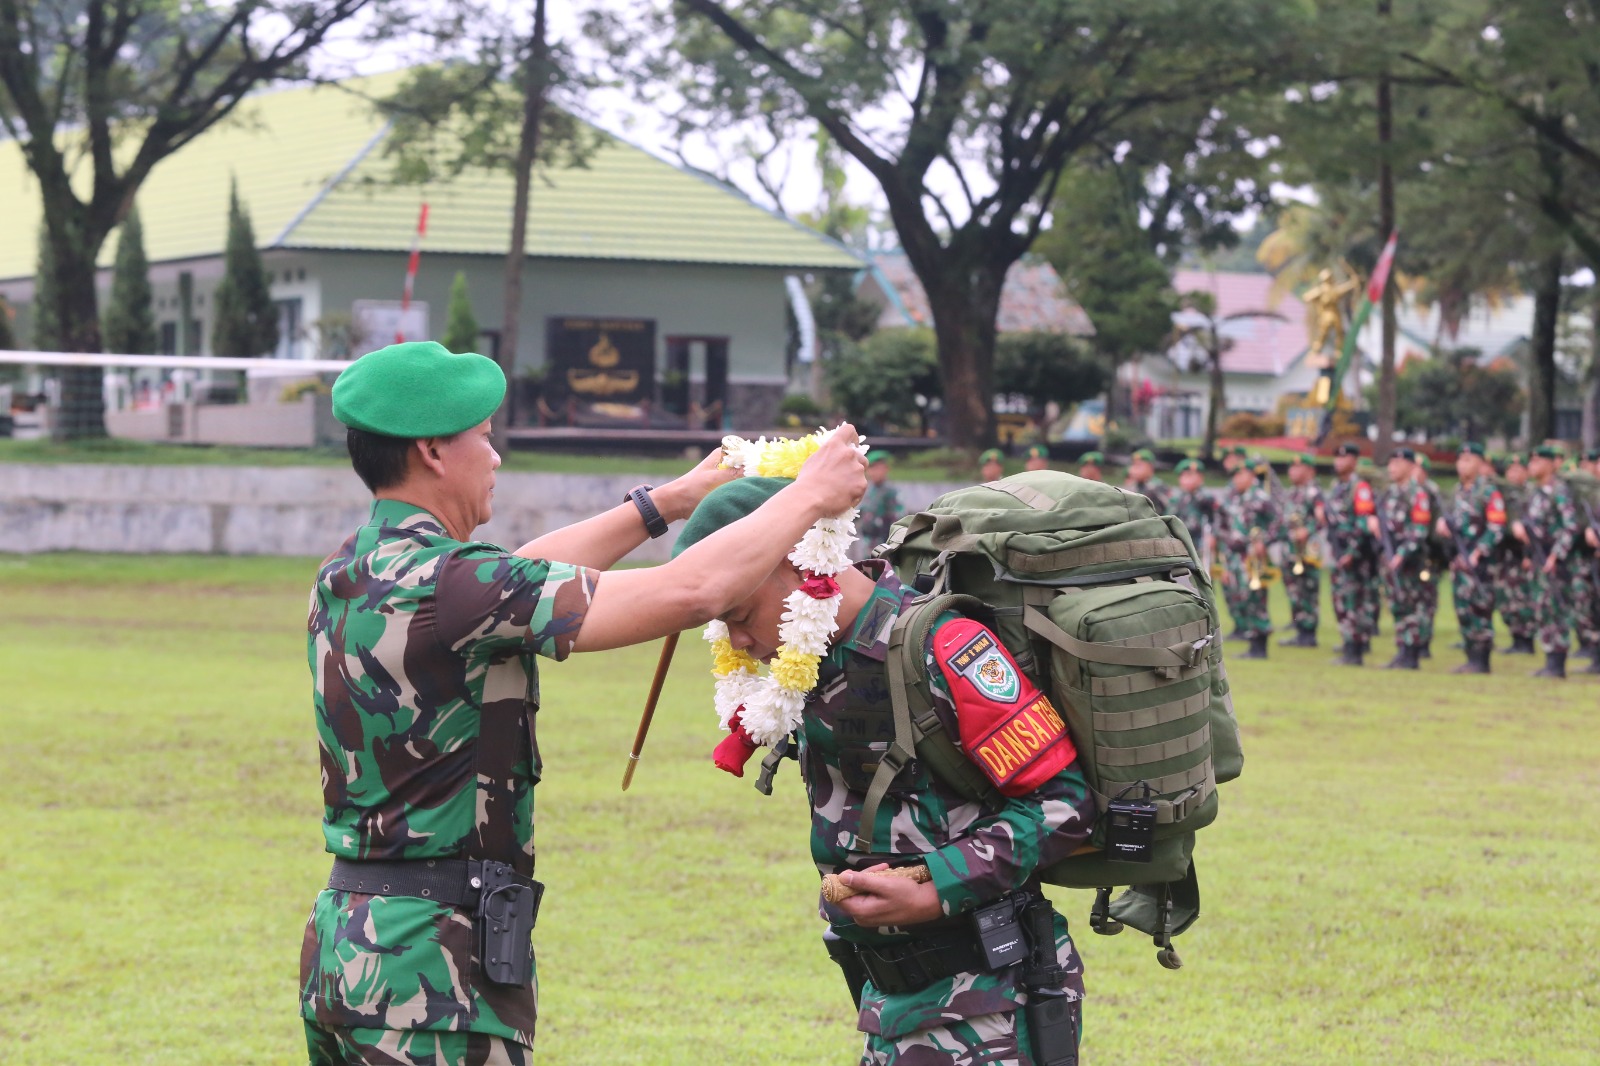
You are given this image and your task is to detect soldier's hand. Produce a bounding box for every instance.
[1389,556,1402,573]
[1512,521,1528,544]
[1588,528,1600,550]
[834,864,944,928]
[657,448,739,521]
[1366,516,1380,537]
[795,423,869,516]
[1542,555,1557,576]
[1433,518,1449,539]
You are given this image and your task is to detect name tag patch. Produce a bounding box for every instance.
[950,631,1020,702]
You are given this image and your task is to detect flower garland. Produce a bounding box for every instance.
[705,429,862,774]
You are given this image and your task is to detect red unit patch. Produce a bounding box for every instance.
[1485,491,1507,526]
[930,617,1077,796]
[1409,489,1432,525]
[1354,481,1376,516]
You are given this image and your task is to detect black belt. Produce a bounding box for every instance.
[852,924,990,995]
[327,857,538,911]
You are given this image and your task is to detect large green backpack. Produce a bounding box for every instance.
[869,470,1243,968]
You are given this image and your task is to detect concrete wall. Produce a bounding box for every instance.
[0,463,969,559]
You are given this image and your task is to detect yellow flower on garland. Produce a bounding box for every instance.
[711,639,759,678]
[757,434,823,478]
[770,647,821,692]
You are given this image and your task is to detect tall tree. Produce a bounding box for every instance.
[211,181,279,358]
[375,0,602,443]
[102,205,157,355]
[30,223,59,352]
[442,270,480,354]
[0,296,16,351]
[621,0,1313,449]
[0,0,376,435]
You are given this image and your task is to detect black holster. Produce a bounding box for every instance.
[823,928,869,1009]
[1021,897,1079,1066]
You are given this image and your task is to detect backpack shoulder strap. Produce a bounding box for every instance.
[856,593,1003,853]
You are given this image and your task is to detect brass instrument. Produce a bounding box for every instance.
[1246,551,1282,591]
[1286,511,1324,576]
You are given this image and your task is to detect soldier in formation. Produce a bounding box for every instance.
[1512,445,1587,678]
[1437,443,1506,674]
[1279,452,1325,648]
[857,449,903,555]
[1321,443,1381,666]
[1122,447,1169,512]
[1494,454,1540,655]
[1373,447,1436,670]
[1216,457,1280,659]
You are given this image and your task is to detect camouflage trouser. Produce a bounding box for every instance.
[1494,554,1537,640]
[1330,556,1379,644]
[1450,562,1496,646]
[1573,556,1600,649]
[304,1022,531,1066]
[1386,568,1433,649]
[1284,564,1321,635]
[1533,565,1580,654]
[1220,560,1271,635]
[861,1002,1075,1066]
[1422,560,1440,635]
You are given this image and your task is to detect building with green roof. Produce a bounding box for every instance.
[0,71,861,428]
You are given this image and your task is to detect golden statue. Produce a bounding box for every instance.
[588,332,621,368]
[1301,268,1360,364]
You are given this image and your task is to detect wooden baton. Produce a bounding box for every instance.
[622,631,680,791]
[820,864,931,903]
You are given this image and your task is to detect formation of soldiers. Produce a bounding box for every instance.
[1104,442,1600,678]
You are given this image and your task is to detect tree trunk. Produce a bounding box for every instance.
[1205,338,1225,460]
[49,224,109,439]
[920,259,1003,451]
[1583,285,1600,452]
[1373,11,1397,464]
[493,0,548,449]
[1527,249,1564,444]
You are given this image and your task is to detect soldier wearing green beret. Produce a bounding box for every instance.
[1221,445,1249,477]
[674,478,1094,1066]
[1436,443,1506,673]
[1414,454,1447,658]
[1562,449,1600,671]
[298,341,870,1064]
[1122,447,1169,513]
[1025,443,1051,471]
[979,448,1005,483]
[858,450,903,555]
[1217,458,1280,657]
[1511,445,1584,677]
[1278,453,1325,648]
[1077,450,1104,482]
[1494,453,1539,654]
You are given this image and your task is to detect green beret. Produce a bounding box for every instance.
[1533,444,1563,460]
[1080,451,1104,465]
[1291,452,1316,466]
[979,448,1004,464]
[333,341,505,437]
[1418,454,1432,470]
[1175,458,1203,474]
[1027,444,1049,460]
[1586,448,1600,462]
[866,449,893,465]
[1358,457,1374,468]
[1334,443,1361,457]
[1229,445,1249,457]
[1507,453,1527,466]
[1461,442,1486,457]
[672,477,791,559]
[1132,448,1156,462]
[1393,446,1416,461]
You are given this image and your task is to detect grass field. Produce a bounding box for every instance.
[2,553,1597,1065]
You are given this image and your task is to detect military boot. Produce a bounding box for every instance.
[1279,629,1317,648]
[1419,639,1432,659]
[1383,644,1420,670]
[1333,640,1364,667]
[1226,629,1248,643]
[1239,633,1268,659]
[1450,642,1491,675]
[1585,654,1600,676]
[1532,651,1567,679]
[1502,635,1536,655]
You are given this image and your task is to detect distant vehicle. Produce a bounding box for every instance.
[1056,398,1106,443]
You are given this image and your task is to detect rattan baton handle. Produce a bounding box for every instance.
[820,865,931,903]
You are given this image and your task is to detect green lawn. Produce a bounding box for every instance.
[1,553,1595,1064]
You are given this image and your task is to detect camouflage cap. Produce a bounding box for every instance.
[672,476,791,559]
[1079,451,1104,465]
[1460,441,1487,457]
[979,448,1004,464]
[1027,444,1050,460]
[332,340,506,437]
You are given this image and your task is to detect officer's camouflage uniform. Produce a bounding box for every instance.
[1281,480,1325,638]
[1168,487,1216,545]
[1494,480,1539,643]
[1446,479,1506,647]
[1523,480,1582,654]
[300,500,597,1060]
[1565,472,1600,654]
[1324,474,1381,647]
[1124,476,1170,515]
[1217,484,1279,636]
[859,481,903,553]
[1419,476,1447,642]
[803,567,1094,1065]
[1378,481,1435,651]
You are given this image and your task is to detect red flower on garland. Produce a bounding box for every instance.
[797,572,841,600]
[713,711,760,777]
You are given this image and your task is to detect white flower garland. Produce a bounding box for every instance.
[706,428,863,747]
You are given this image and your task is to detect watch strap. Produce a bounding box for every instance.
[627,485,669,539]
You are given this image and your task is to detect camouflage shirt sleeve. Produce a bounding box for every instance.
[918,636,1096,915]
[435,548,598,661]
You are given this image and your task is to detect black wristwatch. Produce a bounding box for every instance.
[626,484,669,539]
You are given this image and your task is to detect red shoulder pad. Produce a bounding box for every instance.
[1409,489,1432,524]
[1485,490,1507,526]
[1353,481,1376,516]
[930,617,1076,797]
